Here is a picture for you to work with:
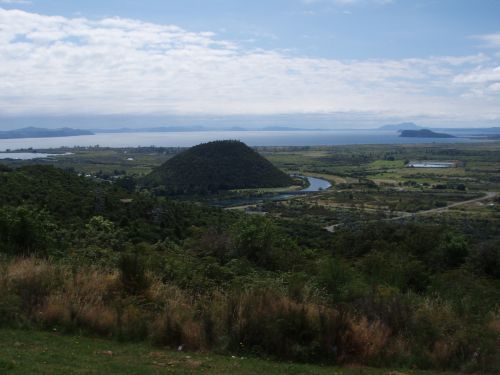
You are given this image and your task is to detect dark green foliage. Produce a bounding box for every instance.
[316,257,368,302]
[467,239,500,278]
[0,290,20,327]
[0,165,235,251]
[0,165,119,221]
[81,216,125,251]
[429,269,500,319]
[230,216,302,271]
[144,140,293,193]
[0,164,12,172]
[114,175,137,193]
[188,227,232,262]
[432,233,469,269]
[0,206,58,256]
[0,160,499,372]
[119,252,150,295]
[331,222,469,271]
[360,251,430,293]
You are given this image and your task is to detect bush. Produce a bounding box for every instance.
[360,251,429,293]
[467,239,500,278]
[316,257,368,302]
[230,216,302,270]
[0,207,58,256]
[119,252,150,295]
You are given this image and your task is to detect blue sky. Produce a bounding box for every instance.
[10,0,500,59]
[1,0,500,128]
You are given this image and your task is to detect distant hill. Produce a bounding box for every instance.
[92,126,324,133]
[0,127,93,139]
[399,129,455,138]
[379,122,423,131]
[144,140,293,193]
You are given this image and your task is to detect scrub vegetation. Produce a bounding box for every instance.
[0,141,499,373]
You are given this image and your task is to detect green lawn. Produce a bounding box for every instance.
[0,329,461,375]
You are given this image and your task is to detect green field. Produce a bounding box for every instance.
[0,329,460,375]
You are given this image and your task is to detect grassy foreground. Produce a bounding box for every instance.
[0,329,460,375]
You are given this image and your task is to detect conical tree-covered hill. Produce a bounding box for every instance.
[144,140,293,193]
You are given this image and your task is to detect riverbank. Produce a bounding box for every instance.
[217,175,331,208]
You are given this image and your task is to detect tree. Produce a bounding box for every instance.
[81,215,125,251]
[230,216,301,270]
[0,206,57,256]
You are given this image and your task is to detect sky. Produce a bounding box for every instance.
[1,0,500,129]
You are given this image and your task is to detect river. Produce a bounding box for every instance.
[217,175,331,208]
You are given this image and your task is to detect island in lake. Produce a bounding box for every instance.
[0,127,94,139]
[399,129,455,138]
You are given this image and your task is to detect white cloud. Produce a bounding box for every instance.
[474,33,500,48]
[0,8,499,122]
[0,0,31,4]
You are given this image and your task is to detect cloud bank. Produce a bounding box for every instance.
[0,8,499,124]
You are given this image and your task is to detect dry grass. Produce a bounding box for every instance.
[0,257,497,372]
[346,317,391,363]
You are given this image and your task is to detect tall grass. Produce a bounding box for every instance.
[0,257,497,372]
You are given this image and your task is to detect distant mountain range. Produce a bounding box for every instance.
[0,124,499,140]
[0,127,94,139]
[91,126,325,133]
[378,122,423,131]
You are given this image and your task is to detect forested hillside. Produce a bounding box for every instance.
[144,140,293,193]
[0,163,498,373]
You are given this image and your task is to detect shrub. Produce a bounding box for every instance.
[0,207,58,256]
[316,257,368,302]
[230,216,302,271]
[119,252,150,295]
[359,251,429,293]
[343,317,391,365]
[467,239,500,278]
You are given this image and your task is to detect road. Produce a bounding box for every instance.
[324,191,498,233]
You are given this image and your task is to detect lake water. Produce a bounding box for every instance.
[0,152,54,160]
[0,152,73,160]
[0,130,481,152]
[408,162,455,168]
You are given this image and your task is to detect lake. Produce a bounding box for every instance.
[408,161,456,168]
[0,152,73,160]
[0,130,481,152]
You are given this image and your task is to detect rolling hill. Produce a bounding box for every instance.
[0,127,93,139]
[144,140,293,193]
[378,122,423,131]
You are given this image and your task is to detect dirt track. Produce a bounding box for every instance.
[325,191,498,233]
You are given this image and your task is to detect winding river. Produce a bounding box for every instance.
[298,176,332,192]
[217,175,332,208]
